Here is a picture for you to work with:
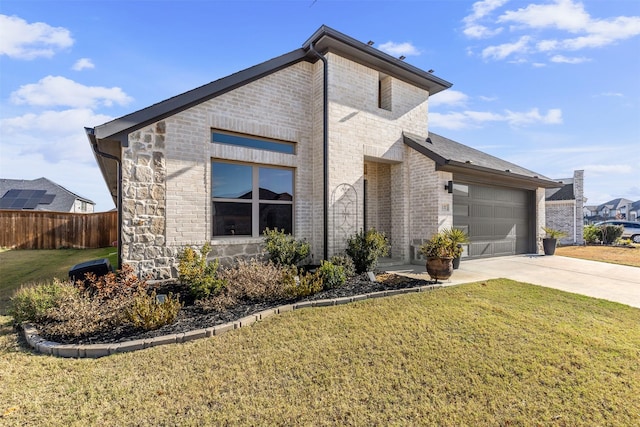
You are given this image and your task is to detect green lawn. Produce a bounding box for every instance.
[1,279,638,426]
[0,248,117,315]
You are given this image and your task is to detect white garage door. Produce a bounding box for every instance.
[453,183,532,258]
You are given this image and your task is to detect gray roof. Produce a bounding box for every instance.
[546,183,575,201]
[597,198,634,210]
[0,178,94,212]
[403,132,560,189]
[91,25,452,142]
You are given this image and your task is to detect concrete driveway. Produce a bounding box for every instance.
[386,255,640,309]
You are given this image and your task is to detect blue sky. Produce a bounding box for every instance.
[1,0,639,212]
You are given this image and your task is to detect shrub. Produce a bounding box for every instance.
[285,270,323,298]
[263,228,310,266]
[40,291,131,341]
[329,254,356,278]
[346,228,390,274]
[317,260,346,290]
[178,243,226,300]
[584,224,600,244]
[77,264,147,301]
[9,279,78,323]
[217,258,293,304]
[600,225,624,245]
[127,291,182,331]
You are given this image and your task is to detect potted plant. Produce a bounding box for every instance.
[443,227,469,269]
[542,227,567,255]
[419,231,456,283]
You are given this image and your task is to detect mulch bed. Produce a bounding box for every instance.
[40,272,434,345]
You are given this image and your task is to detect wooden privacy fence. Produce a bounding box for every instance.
[0,210,117,249]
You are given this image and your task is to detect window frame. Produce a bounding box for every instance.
[211,159,294,238]
[212,129,295,154]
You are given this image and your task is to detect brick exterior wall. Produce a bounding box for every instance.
[545,170,585,245]
[119,50,548,278]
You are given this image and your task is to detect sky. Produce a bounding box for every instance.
[1,0,639,212]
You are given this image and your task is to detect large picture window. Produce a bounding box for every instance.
[212,161,293,237]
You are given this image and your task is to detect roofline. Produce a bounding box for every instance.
[94,48,308,140]
[302,25,452,96]
[403,133,561,189]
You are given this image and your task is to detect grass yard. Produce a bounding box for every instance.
[556,245,640,268]
[0,248,117,315]
[1,279,639,426]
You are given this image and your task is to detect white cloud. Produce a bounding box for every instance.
[0,14,73,59]
[1,108,113,164]
[582,164,633,175]
[463,1,640,64]
[72,58,95,71]
[429,90,469,107]
[598,92,624,98]
[482,36,531,60]
[378,41,420,57]
[430,107,562,130]
[10,76,132,108]
[498,0,591,32]
[550,55,590,64]
[462,0,509,39]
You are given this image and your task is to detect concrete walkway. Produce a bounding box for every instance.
[386,255,640,309]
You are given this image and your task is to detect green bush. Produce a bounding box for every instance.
[127,291,182,331]
[329,254,356,278]
[9,279,78,323]
[263,228,310,266]
[317,260,346,290]
[285,270,323,298]
[584,224,600,244]
[346,228,390,274]
[178,243,226,300]
[600,225,624,245]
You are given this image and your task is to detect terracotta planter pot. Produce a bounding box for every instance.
[426,257,454,282]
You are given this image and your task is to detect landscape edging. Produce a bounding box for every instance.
[20,283,443,358]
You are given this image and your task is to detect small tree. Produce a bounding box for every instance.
[345,228,390,274]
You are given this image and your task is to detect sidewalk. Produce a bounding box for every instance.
[385,255,640,309]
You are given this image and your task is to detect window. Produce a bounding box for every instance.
[212,161,293,237]
[212,130,294,154]
[378,74,392,111]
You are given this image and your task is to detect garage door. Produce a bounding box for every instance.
[453,183,532,258]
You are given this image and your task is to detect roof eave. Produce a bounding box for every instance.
[303,25,452,96]
[94,48,308,141]
[440,160,562,189]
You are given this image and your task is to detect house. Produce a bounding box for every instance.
[584,197,637,223]
[0,177,95,213]
[545,170,585,245]
[87,26,560,279]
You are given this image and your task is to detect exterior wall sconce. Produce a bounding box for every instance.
[444,180,453,193]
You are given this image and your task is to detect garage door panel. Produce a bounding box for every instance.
[454,183,531,258]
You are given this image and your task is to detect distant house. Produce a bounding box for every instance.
[584,197,637,223]
[545,170,585,245]
[0,178,95,213]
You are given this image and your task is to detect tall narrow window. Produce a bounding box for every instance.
[378,74,392,111]
[212,161,294,237]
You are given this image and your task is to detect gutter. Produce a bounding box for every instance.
[85,127,123,270]
[307,42,329,260]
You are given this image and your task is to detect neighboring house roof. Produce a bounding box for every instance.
[546,183,575,201]
[0,178,94,212]
[597,198,634,211]
[403,132,560,189]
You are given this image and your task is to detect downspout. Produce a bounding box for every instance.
[308,42,329,260]
[86,127,123,270]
